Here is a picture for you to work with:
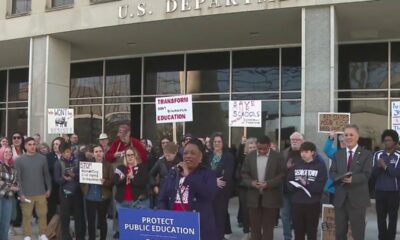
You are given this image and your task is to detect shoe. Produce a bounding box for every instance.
[23,237,32,240]
[113,231,120,239]
[39,234,48,240]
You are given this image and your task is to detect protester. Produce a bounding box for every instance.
[158,138,218,240]
[141,138,157,169]
[157,136,171,158]
[150,143,182,204]
[0,146,18,240]
[98,133,110,155]
[281,131,304,240]
[70,133,79,156]
[323,131,345,202]
[287,142,327,240]
[329,124,372,240]
[0,137,8,149]
[46,137,65,224]
[371,129,400,240]
[106,124,147,167]
[237,137,257,239]
[178,133,192,156]
[10,131,25,161]
[208,132,235,240]
[241,135,285,240]
[33,133,41,145]
[82,144,114,240]
[113,147,150,238]
[38,143,50,156]
[54,142,86,240]
[15,137,51,240]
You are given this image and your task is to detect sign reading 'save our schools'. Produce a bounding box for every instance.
[119,208,200,240]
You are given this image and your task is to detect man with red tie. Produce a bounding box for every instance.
[329,124,372,240]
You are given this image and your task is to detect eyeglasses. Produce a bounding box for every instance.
[13,136,21,140]
[126,154,135,157]
[161,141,169,144]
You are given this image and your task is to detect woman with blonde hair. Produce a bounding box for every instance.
[113,147,149,238]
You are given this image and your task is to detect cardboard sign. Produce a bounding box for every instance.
[318,112,350,133]
[156,95,193,123]
[79,162,103,185]
[321,204,353,240]
[229,100,262,127]
[119,208,200,240]
[48,108,74,134]
[392,101,400,135]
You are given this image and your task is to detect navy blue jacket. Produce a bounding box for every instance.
[157,166,218,240]
[372,150,400,191]
[287,158,327,204]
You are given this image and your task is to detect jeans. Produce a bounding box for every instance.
[280,193,292,240]
[115,198,150,232]
[0,197,12,240]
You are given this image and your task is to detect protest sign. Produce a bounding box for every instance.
[318,112,350,133]
[79,162,103,185]
[321,204,353,240]
[156,95,193,124]
[229,100,262,128]
[48,108,74,134]
[391,101,400,135]
[119,208,200,240]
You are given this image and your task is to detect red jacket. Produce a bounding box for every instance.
[106,137,147,164]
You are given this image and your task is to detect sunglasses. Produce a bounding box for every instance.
[13,136,21,140]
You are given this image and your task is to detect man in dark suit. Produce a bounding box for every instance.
[241,135,285,240]
[329,124,373,240]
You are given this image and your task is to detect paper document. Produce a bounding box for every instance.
[289,181,311,198]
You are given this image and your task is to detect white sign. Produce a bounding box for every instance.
[229,101,262,127]
[48,108,74,134]
[156,95,193,124]
[79,162,103,185]
[318,112,351,133]
[392,101,400,135]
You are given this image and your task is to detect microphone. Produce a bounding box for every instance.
[177,164,183,172]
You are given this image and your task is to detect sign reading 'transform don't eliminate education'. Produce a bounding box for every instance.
[156,95,193,124]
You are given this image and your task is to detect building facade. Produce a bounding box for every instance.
[0,0,398,150]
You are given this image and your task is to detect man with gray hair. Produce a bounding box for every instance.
[329,124,372,240]
[280,132,304,240]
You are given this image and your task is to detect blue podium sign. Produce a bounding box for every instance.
[119,208,200,240]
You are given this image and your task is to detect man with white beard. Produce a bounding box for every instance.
[280,132,304,240]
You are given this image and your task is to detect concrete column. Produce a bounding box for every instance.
[28,36,71,142]
[301,6,338,146]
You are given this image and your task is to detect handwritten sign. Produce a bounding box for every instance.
[321,204,353,240]
[392,102,400,135]
[318,112,350,133]
[156,95,193,124]
[79,162,103,185]
[119,208,200,240]
[48,108,74,134]
[229,101,262,127]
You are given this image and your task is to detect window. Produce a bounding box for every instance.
[51,0,73,8]
[11,0,31,14]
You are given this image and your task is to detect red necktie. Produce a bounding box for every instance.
[347,151,353,171]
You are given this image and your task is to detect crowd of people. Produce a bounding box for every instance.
[0,123,398,240]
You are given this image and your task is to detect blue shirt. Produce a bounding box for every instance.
[86,184,102,202]
[372,150,400,191]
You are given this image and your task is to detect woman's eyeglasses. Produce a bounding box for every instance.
[126,154,135,157]
[13,136,21,140]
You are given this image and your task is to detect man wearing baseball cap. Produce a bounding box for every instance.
[98,133,110,155]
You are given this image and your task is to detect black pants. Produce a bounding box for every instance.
[86,199,110,240]
[213,190,230,240]
[292,203,320,240]
[238,187,250,233]
[47,186,59,224]
[375,190,400,240]
[59,191,86,240]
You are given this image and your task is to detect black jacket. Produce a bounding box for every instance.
[113,164,149,203]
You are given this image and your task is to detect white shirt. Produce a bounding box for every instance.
[256,151,270,182]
